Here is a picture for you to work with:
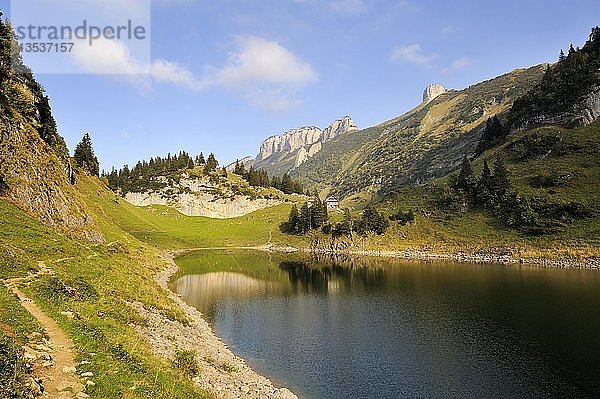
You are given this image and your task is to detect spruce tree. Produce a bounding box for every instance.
[559,49,566,62]
[298,202,311,233]
[476,159,493,207]
[204,153,218,174]
[287,204,300,234]
[454,156,476,196]
[234,160,246,176]
[311,197,326,229]
[491,157,510,202]
[281,174,295,194]
[74,133,100,177]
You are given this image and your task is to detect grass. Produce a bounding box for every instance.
[0,193,211,398]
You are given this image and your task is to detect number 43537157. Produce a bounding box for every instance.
[19,42,74,53]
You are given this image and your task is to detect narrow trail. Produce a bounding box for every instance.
[3,262,85,398]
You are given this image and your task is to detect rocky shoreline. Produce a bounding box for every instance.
[132,251,298,399]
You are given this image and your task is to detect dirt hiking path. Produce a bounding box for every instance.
[4,261,85,398]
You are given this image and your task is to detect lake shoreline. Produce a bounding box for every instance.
[177,244,599,269]
[136,250,298,399]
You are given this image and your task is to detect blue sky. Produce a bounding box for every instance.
[2,0,599,171]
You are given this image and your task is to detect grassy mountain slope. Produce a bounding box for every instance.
[0,18,101,242]
[294,65,546,199]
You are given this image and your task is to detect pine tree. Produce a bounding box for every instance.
[271,175,281,190]
[311,197,326,229]
[454,156,476,196]
[196,152,205,166]
[281,174,295,194]
[476,159,493,207]
[204,153,218,174]
[491,157,510,202]
[74,133,100,177]
[286,204,300,234]
[233,160,246,176]
[298,202,311,233]
[558,49,566,62]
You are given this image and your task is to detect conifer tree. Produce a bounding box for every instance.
[281,173,295,194]
[233,160,247,176]
[204,153,218,174]
[286,204,300,234]
[476,159,493,207]
[298,202,311,233]
[311,197,326,229]
[558,49,566,62]
[454,156,476,196]
[491,157,510,202]
[74,133,100,177]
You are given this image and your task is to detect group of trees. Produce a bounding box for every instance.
[451,156,511,211]
[448,156,588,234]
[283,197,329,234]
[509,26,600,128]
[233,160,303,194]
[283,199,390,237]
[74,133,100,177]
[103,151,219,194]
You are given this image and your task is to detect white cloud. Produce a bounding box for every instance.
[390,44,437,67]
[203,36,317,111]
[442,57,471,73]
[71,36,317,111]
[206,36,316,89]
[71,38,203,92]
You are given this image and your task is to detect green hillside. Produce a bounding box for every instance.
[294,65,546,198]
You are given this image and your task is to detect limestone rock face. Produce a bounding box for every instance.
[422,84,446,103]
[255,116,358,168]
[322,116,358,141]
[124,176,280,219]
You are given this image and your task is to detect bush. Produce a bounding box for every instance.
[389,210,415,226]
[173,348,199,378]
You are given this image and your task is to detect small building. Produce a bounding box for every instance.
[307,196,319,208]
[325,196,339,211]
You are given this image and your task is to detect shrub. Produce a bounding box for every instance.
[173,348,199,378]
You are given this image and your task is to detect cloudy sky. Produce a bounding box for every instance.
[2,0,599,170]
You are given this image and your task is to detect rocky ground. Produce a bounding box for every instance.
[130,252,298,399]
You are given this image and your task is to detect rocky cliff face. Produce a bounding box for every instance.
[124,176,281,218]
[422,84,447,103]
[0,28,102,242]
[254,116,358,171]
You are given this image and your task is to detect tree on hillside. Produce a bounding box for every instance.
[233,160,247,176]
[74,133,100,177]
[453,156,476,198]
[476,116,506,155]
[333,208,353,237]
[204,153,218,174]
[283,204,300,234]
[298,202,311,233]
[558,49,566,62]
[358,205,389,235]
[476,159,493,207]
[281,173,295,194]
[195,152,206,166]
[310,197,326,229]
[491,157,510,202]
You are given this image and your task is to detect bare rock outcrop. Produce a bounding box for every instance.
[124,176,281,218]
[422,84,447,103]
[255,116,358,168]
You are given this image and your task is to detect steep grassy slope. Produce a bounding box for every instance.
[294,65,546,198]
[0,18,101,242]
[0,194,212,398]
[370,120,600,260]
